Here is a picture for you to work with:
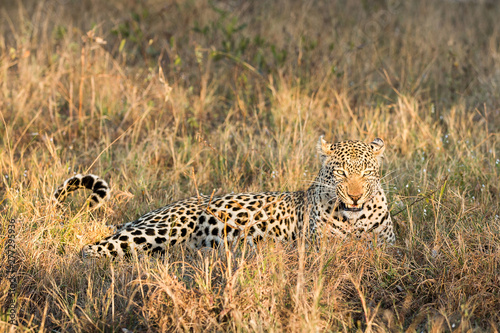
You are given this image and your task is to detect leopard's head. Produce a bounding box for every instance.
[316,137,385,211]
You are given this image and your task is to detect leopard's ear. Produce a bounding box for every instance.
[316,135,331,162]
[370,138,385,161]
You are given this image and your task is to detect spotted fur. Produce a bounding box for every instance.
[55,138,395,258]
[54,174,110,208]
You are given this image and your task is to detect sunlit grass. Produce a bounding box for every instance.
[0,0,499,331]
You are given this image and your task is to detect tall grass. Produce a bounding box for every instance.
[1,0,499,331]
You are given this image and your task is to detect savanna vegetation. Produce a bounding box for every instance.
[1,0,499,331]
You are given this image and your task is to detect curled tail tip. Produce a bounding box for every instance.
[54,173,110,206]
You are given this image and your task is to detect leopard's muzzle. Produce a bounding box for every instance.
[339,201,364,212]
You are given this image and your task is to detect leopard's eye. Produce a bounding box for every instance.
[335,169,346,177]
[363,170,374,176]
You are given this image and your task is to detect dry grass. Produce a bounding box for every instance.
[1,0,499,331]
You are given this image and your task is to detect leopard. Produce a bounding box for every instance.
[54,137,395,258]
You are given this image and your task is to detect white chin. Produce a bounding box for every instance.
[342,209,363,219]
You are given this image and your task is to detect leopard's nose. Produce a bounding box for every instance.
[348,192,362,204]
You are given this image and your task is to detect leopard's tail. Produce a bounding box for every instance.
[54,174,110,207]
